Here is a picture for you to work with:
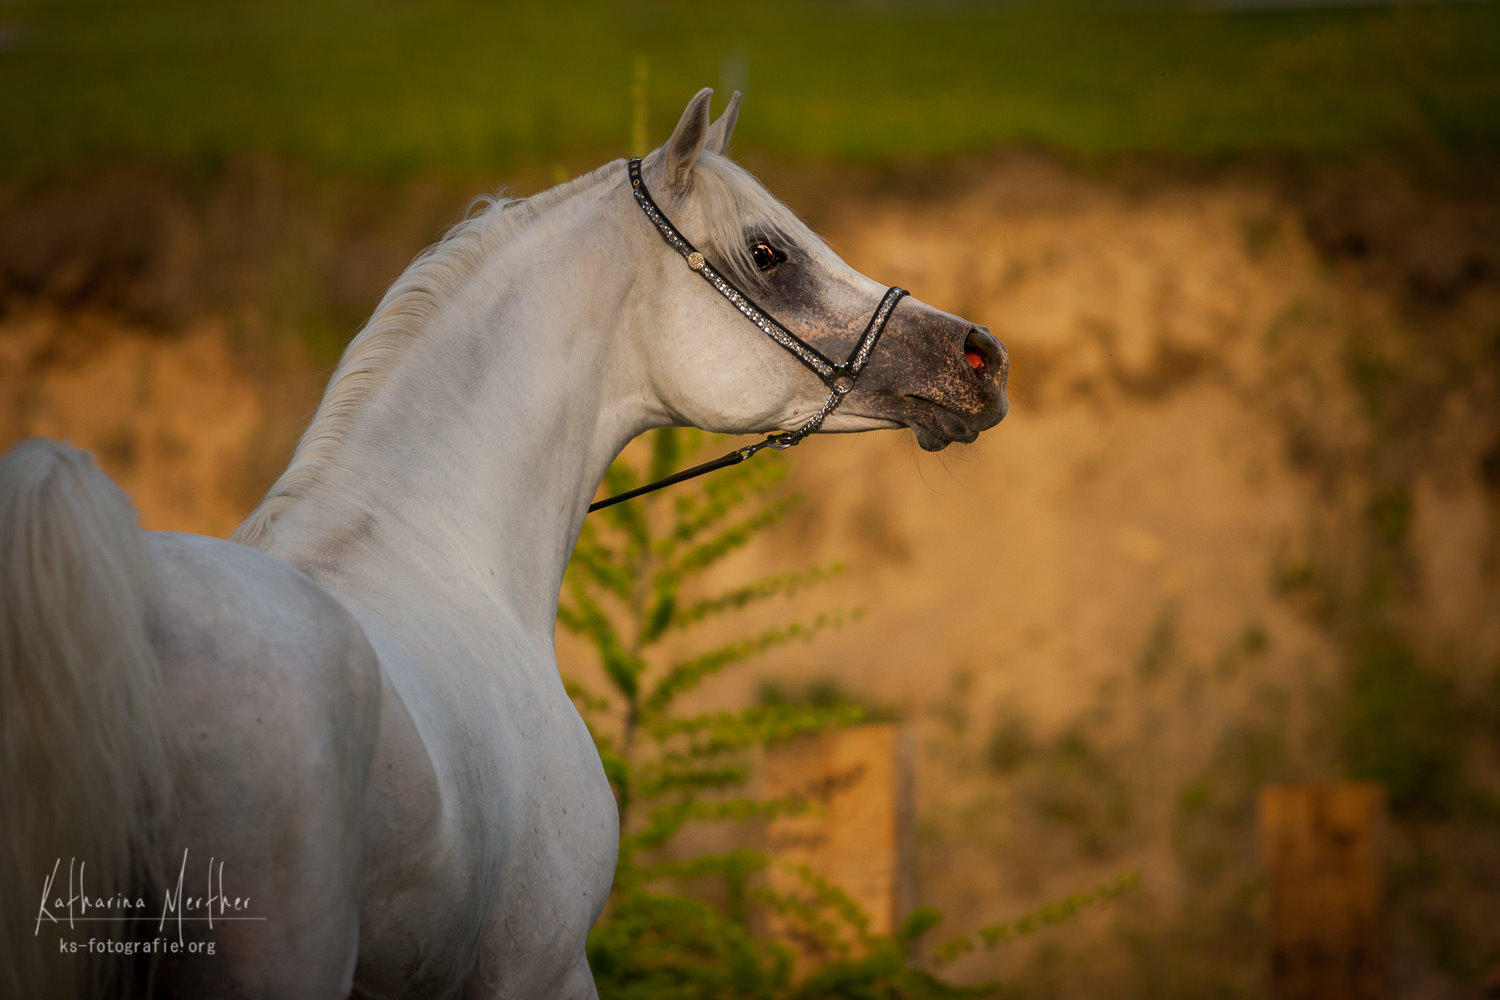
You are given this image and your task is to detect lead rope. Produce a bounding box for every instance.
[588,160,907,514]
[587,380,844,514]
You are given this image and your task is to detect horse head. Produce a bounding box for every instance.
[627,88,1008,453]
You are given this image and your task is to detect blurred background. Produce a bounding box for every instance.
[2,0,1498,996]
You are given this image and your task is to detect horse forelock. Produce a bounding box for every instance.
[676,152,828,293]
[234,161,621,550]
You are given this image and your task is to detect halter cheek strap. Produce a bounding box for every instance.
[588,159,907,514]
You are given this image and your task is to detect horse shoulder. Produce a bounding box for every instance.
[144,531,381,998]
[346,602,619,999]
[147,532,382,766]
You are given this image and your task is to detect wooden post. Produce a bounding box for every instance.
[1260,783,1385,1000]
[762,723,916,959]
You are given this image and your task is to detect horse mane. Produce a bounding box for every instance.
[233,152,815,550]
[233,162,620,548]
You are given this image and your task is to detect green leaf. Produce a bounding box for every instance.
[586,888,790,999]
[748,884,851,959]
[675,496,798,575]
[636,763,749,800]
[671,564,848,631]
[659,459,793,560]
[932,870,1142,964]
[897,906,945,946]
[555,599,587,636]
[598,457,651,552]
[626,794,818,853]
[598,747,631,787]
[638,571,681,646]
[643,613,851,717]
[564,679,610,715]
[566,527,633,600]
[647,704,866,754]
[647,426,704,483]
[566,580,643,698]
[633,849,769,885]
[780,862,874,948]
[686,795,818,824]
[627,800,694,851]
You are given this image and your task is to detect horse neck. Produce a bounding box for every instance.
[250,168,647,638]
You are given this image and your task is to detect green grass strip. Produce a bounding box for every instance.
[3,0,1497,176]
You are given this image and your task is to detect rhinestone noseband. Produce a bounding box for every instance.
[588,158,907,513]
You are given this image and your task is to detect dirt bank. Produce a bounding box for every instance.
[3,152,1497,997]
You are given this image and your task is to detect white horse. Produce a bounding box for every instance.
[0,89,1007,999]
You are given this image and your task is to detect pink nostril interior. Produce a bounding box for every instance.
[963,328,994,374]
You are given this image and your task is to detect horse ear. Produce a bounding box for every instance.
[705,91,741,155]
[662,88,714,191]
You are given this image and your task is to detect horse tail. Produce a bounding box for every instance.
[0,439,173,1000]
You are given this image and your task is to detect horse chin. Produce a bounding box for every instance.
[835,400,989,450]
[912,423,978,452]
[903,401,991,452]
[914,428,950,451]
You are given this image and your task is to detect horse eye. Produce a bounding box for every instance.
[750,242,784,272]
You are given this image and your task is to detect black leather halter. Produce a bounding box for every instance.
[588,158,907,513]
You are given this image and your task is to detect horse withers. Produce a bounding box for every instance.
[0,89,1007,999]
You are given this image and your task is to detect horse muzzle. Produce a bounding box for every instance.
[846,306,1008,451]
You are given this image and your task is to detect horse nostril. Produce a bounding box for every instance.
[964,327,1004,378]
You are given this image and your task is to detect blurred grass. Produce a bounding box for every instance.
[2,0,1498,178]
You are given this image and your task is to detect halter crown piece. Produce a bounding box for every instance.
[588,158,907,513]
